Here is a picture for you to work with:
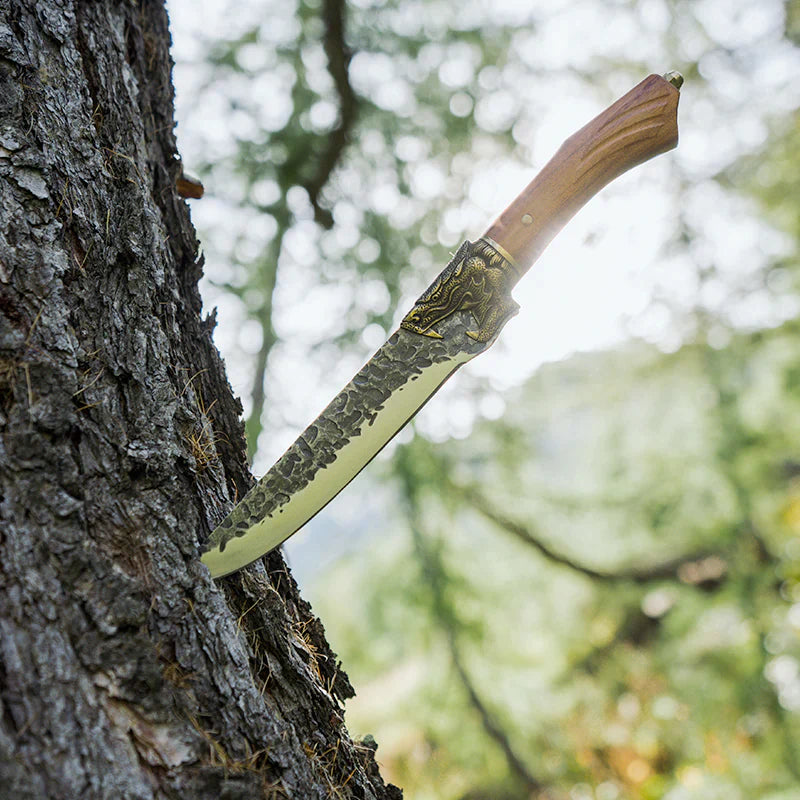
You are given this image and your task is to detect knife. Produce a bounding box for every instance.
[201,71,682,578]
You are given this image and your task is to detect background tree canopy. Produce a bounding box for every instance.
[168,0,800,796]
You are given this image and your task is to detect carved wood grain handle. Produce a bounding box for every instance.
[484,72,681,275]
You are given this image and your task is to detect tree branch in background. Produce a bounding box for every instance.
[406,504,545,795]
[304,0,359,228]
[245,0,358,453]
[459,485,720,584]
[244,234,283,457]
[446,629,545,796]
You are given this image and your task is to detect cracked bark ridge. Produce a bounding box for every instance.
[0,1,401,798]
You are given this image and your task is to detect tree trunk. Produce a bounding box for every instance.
[0,2,400,798]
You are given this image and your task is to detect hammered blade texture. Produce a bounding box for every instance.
[204,239,517,557]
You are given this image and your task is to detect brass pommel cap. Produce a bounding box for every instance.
[663,70,684,90]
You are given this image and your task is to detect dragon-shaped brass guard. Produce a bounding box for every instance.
[401,238,522,343]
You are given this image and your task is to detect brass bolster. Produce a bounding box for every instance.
[400,238,520,344]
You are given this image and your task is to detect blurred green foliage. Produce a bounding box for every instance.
[176,0,800,796]
[325,327,800,798]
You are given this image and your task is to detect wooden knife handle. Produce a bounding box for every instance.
[484,72,681,274]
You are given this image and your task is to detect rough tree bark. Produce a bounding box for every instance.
[0,2,401,798]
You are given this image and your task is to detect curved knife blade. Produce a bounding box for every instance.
[202,72,682,578]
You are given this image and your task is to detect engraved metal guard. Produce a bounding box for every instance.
[401,238,522,343]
